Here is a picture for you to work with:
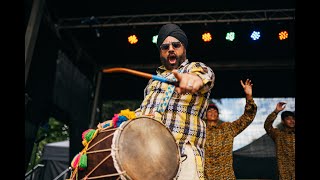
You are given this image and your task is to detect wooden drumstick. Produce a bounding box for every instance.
[102,67,179,86]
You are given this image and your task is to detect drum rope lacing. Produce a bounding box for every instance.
[69,126,126,180]
[69,109,137,180]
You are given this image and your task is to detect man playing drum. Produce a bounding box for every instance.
[135,23,215,180]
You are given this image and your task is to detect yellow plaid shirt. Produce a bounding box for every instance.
[135,60,215,180]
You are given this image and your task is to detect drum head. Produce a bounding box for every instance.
[112,117,180,180]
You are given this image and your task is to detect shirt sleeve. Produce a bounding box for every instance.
[264,111,279,140]
[229,99,258,137]
[188,62,215,94]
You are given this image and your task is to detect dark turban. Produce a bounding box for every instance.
[157,23,188,50]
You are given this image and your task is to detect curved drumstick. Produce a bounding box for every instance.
[102,67,179,86]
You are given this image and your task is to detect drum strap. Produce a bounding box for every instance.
[156,83,175,113]
[156,69,183,113]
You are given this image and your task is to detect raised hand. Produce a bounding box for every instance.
[275,102,286,113]
[240,79,253,99]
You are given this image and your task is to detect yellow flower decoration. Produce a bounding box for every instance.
[119,109,136,120]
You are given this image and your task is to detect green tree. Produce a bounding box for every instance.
[27,117,69,172]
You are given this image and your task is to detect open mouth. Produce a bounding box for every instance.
[168,55,177,64]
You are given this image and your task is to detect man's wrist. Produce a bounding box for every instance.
[246,95,253,101]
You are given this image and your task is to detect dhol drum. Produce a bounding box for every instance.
[74,116,181,180]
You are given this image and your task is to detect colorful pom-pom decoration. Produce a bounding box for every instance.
[112,109,137,128]
[112,114,119,127]
[119,109,136,120]
[71,153,81,169]
[78,153,88,170]
[81,129,97,146]
[70,153,87,171]
[85,129,96,142]
[82,129,91,140]
[116,116,128,127]
[70,108,136,179]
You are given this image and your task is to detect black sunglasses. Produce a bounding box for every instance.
[160,42,182,50]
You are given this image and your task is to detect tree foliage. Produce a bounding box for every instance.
[27,117,69,172]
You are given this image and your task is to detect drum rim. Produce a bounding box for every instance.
[111,116,181,180]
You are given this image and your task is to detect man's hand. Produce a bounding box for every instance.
[275,102,286,113]
[240,79,253,100]
[172,70,203,94]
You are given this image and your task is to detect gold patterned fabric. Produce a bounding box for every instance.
[264,111,295,180]
[204,99,257,180]
[136,60,215,180]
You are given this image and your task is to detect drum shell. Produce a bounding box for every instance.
[76,116,181,180]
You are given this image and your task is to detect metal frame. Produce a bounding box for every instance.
[25,0,45,86]
[57,9,295,30]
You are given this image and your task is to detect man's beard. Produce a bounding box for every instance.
[160,53,186,70]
